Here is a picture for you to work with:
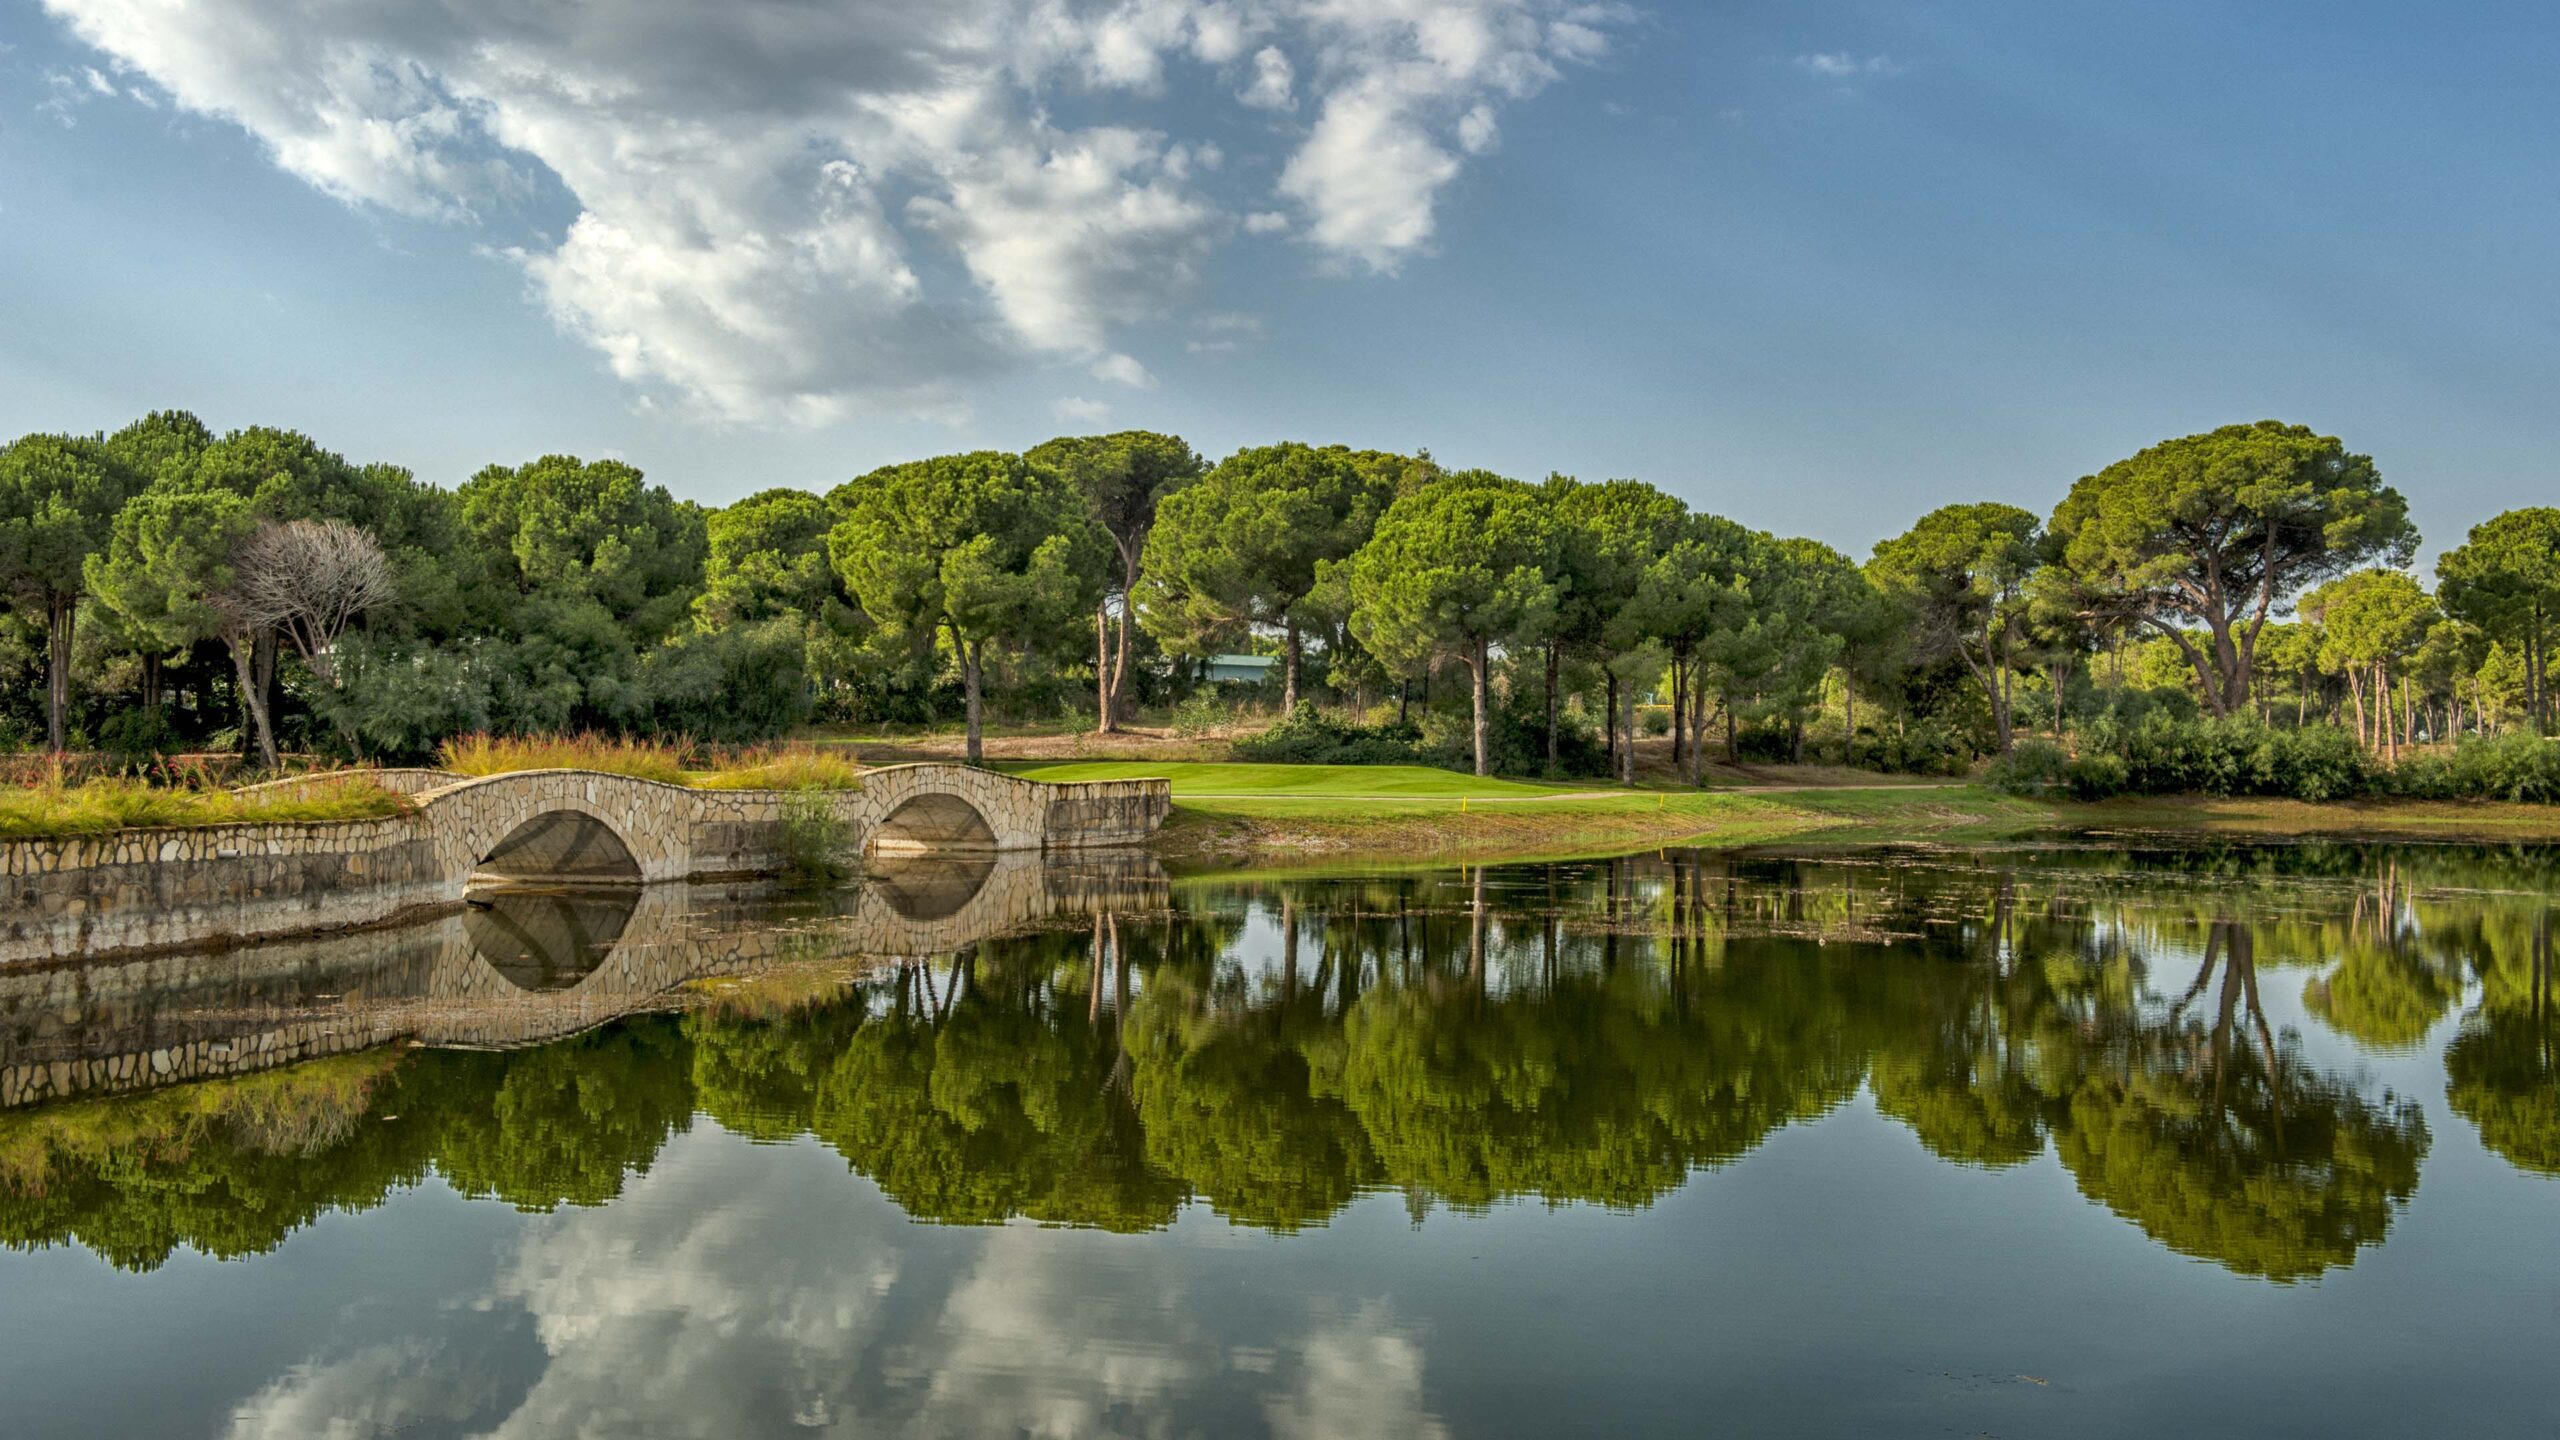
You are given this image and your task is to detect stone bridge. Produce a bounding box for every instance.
[0,851,1171,1107]
[2,764,1169,965]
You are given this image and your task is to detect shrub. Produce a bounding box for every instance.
[2046,716,2371,801]
[777,791,854,883]
[1854,717,1971,776]
[2392,732,2560,803]
[1985,738,2072,796]
[1234,705,1430,766]
[95,708,177,772]
[1169,692,1230,739]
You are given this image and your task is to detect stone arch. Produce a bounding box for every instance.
[462,887,637,991]
[869,791,1001,854]
[422,771,696,900]
[472,810,643,886]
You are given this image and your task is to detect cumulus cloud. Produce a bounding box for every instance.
[1054,395,1114,422]
[40,0,1624,420]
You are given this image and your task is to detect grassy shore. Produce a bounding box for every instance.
[1002,759,2560,869]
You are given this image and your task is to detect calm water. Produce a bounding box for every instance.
[2,842,2555,1438]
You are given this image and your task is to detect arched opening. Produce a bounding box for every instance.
[463,888,638,991]
[868,792,999,855]
[472,809,643,886]
[864,852,997,923]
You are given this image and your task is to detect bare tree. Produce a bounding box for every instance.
[227,519,398,690]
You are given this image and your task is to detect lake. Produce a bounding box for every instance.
[2,841,2554,1438]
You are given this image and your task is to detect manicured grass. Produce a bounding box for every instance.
[0,776,411,841]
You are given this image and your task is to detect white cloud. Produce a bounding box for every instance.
[39,0,1625,420]
[1089,351,1158,388]
[1796,51,1900,80]
[1053,395,1114,422]
[1242,45,1295,110]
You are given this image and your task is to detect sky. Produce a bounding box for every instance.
[2,0,2553,565]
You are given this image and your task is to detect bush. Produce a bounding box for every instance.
[1985,738,2072,796]
[777,791,853,882]
[2390,732,2560,803]
[2040,716,2371,801]
[1169,692,1230,739]
[1234,705,1430,766]
[95,708,178,772]
[1854,717,1970,776]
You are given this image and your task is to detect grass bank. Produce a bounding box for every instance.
[1001,761,2044,869]
[1002,760,2560,870]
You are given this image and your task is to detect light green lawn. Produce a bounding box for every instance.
[997,759,2023,831]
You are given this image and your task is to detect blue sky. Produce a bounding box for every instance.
[2,1,2552,562]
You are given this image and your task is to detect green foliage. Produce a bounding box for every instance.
[1985,737,2073,795]
[460,454,705,642]
[777,790,853,882]
[1137,442,1407,660]
[1233,705,1430,766]
[2387,732,2560,803]
[2049,421,2415,715]
[642,618,812,743]
[2059,716,2371,801]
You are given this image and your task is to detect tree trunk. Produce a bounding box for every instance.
[1111,541,1139,728]
[1668,657,1686,773]
[1543,643,1560,775]
[1095,603,1112,735]
[2347,667,2369,749]
[962,638,986,764]
[45,593,73,753]
[1604,670,1618,775]
[228,631,279,771]
[1283,620,1302,713]
[1469,636,1491,777]
[1398,677,1410,727]
[142,651,161,715]
[1842,673,1855,763]
[1620,679,1638,785]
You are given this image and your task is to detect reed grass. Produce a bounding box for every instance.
[0,773,409,841]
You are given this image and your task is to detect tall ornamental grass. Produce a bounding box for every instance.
[0,771,409,841]
[436,733,862,790]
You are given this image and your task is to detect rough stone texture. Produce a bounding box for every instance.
[0,852,1168,1107]
[0,764,1169,966]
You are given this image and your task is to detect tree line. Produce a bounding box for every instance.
[0,413,2551,776]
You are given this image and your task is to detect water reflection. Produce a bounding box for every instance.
[0,842,2553,1286]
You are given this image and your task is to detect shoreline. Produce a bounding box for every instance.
[1143,785,2560,874]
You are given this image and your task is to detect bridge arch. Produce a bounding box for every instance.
[424,771,698,900]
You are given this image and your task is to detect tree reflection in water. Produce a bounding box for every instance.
[3,843,2552,1279]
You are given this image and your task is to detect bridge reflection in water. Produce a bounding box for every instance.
[0,851,1169,1108]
